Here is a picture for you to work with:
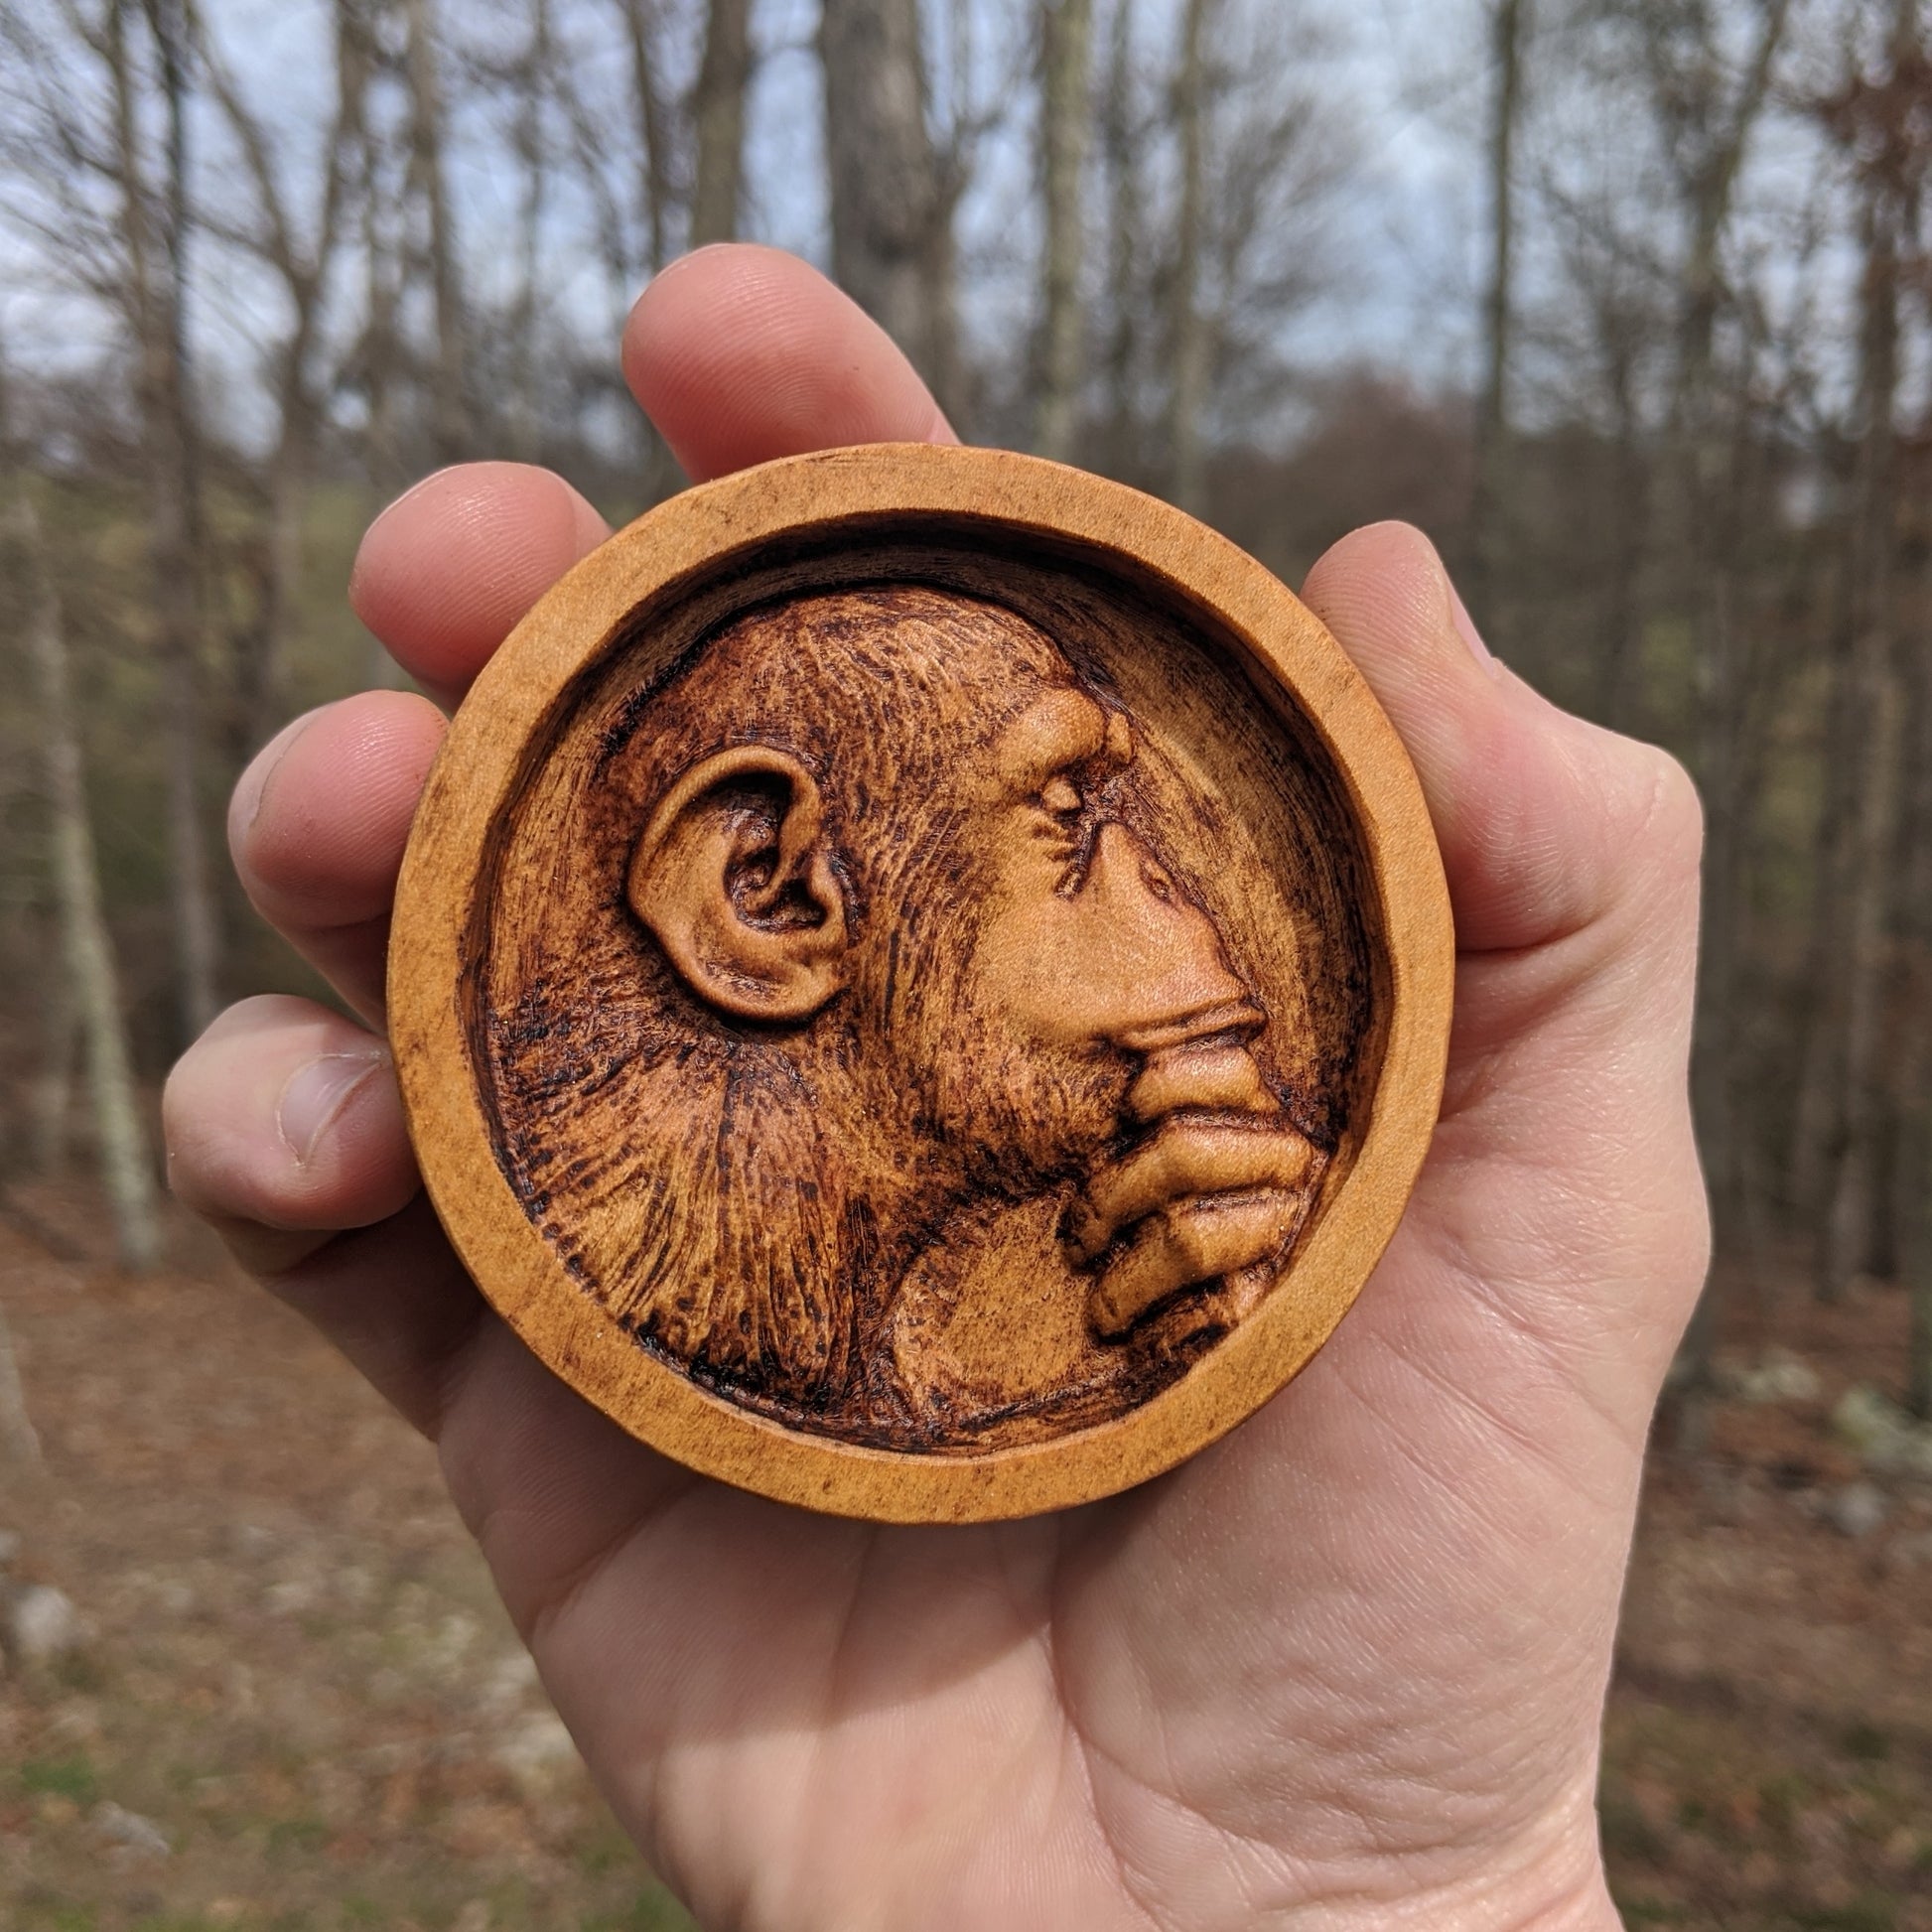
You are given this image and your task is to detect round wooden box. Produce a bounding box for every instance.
[388,444,1452,1523]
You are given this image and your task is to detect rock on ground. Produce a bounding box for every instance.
[91,1801,172,1860]
[1826,1479,1890,1540]
[5,1582,81,1663]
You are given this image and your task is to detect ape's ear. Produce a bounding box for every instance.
[626,746,849,1023]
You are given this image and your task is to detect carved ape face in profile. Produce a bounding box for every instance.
[540,585,1323,1449]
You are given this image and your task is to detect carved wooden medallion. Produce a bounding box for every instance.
[389,446,1452,1521]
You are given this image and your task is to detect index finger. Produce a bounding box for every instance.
[348,463,612,709]
[349,245,952,703]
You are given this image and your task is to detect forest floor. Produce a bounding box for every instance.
[1,1183,1929,1932]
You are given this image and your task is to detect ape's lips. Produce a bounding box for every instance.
[1065,998,1321,1337]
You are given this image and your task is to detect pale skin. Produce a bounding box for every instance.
[164,244,1705,1932]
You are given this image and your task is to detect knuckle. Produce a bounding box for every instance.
[1634,744,1705,866]
[1591,735,1705,897]
[1638,759,1705,912]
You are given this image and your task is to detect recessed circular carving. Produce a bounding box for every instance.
[389,445,1451,1521]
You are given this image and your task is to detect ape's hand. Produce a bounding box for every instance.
[165,244,1702,1932]
[1067,1118,1320,1335]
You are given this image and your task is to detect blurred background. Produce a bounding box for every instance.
[0,0,1928,1926]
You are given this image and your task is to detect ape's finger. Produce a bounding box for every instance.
[1301,523,1703,959]
[164,996,420,1273]
[229,693,447,1025]
[349,462,614,705]
[623,243,955,483]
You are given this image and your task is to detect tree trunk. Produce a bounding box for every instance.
[1787,586,1860,1228]
[403,0,466,463]
[1035,0,1094,462]
[510,0,553,464]
[1470,0,1526,624]
[0,1301,39,1466]
[1165,0,1211,517]
[1100,0,1142,480]
[1822,633,1902,1297]
[1656,0,1789,1411]
[1594,324,1647,733]
[1912,1154,1932,1419]
[691,0,753,246]
[620,0,674,272]
[29,939,78,1173]
[1905,585,1932,1416]
[8,490,162,1275]
[254,361,317,745]
[820,0,959,413]
[113,0,220,1044]
[1819,10,1910,1300]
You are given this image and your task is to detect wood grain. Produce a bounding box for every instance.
[388,445,1452,1522]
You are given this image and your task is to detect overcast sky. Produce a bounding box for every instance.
[6,0,1871,456]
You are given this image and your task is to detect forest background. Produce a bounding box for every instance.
[0,1,1930,1928]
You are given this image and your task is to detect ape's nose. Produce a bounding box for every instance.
[1071,820,1276,1120]
[1076,819,1253,1036]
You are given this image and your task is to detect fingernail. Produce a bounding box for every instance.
[278,1052,388,1165]
[348,468,463,610]
[358,467,459,548]
[231,709,321,835]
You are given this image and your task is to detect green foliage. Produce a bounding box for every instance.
[1598,1784,1670,1866]
[1840,1722,1890,1763]
[1789,1898,1898,1932]
[18,1756,100,1805]
[1613,1897,1692,1928]
[264,1815,332,1858]
[1757,1770,1808,1845]
[17,1903,97,1932]
[579,1891,697,1932]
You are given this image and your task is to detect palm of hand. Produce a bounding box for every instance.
[166,247,1702,1932]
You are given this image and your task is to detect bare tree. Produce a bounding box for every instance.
[820,0,961,418]
[1804,0,1927,1298]
[354,5,408,492]
[0,0,221,1042]
[0,1303,40,1467]
[618,0,679,273]
[1909,602,1932,1411]
[1470,0,1529,621]
[1035,0,1095,461]
[1098,0,1145,478]
[1165,0,1212,515]
[510,0,556,460]
[404,0,468,462]
[5,483,161,1275]
[691,0,753,244]
[1627,0,1791,1313]
[197,0,366,744]
[108,0,223,1042]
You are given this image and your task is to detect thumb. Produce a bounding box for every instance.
[1303,522,1703,961]
[1303,524,1709,1393]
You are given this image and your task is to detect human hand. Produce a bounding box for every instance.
[165,243,1704,1931]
